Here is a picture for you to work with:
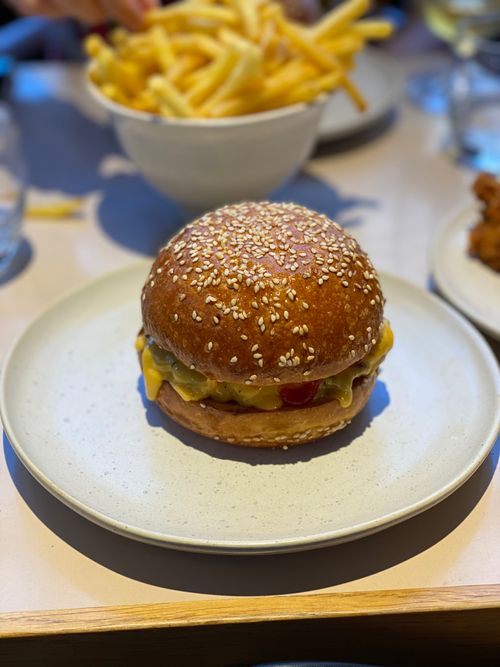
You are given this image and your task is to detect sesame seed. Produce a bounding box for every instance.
[207,342,213,351]
[284,311,289,320]
[232,312,238,320]
[252,301,259,309]
[251,344,259,352]
[173,313,179,321]
[341,280,349,287]
[273,377,281,383]
[303,370,311,376]
[150,280,155,287]
[200,403,206,409]
[230,356,238,363]
[348,334,355,341]
[190,364,195,370]
[258,316,264,326]
[241,334,248,340]
[192,310,197,320]
[302,302,309,309]
[258,359,264,367]
[205,295,216,304]
[213,316,219,325]
[249,374,257,381]
[179,293,186,301]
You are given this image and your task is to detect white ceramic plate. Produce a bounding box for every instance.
[318,48,403,143]
[432,204,500,341]
[1,264,499,554]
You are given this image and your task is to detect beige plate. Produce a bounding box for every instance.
[1,263,499,554]
[432,204,500,341]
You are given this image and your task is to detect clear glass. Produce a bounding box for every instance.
[448,15,500,171]
[407,0,500,114]
[0,103,26,276]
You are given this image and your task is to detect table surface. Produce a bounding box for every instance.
[1,60,499,617]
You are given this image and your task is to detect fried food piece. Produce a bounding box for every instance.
[469,172,500,272]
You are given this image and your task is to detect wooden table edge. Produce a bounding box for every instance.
[2,584,500,639]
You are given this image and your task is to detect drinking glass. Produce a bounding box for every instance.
[407,0,500,114]
[448,13,500,170]
[0,102,26,277]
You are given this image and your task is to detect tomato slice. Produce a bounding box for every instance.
[279,380,320,406]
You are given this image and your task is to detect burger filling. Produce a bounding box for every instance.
[137,320,393,411]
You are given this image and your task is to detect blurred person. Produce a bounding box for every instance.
[7,0,159,31]
[7,0,323,29]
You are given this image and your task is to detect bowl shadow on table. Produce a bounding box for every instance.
[0,238,33,286]
[4,427,499,597]
[136,376,389,465]
[13,95,379,255]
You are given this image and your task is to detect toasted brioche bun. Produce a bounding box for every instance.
[142,202,384,386]
[153,372,376,448]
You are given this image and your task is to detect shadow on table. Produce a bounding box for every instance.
[4,431,498,596]
[0,239,33,286]
[13,95,380,257]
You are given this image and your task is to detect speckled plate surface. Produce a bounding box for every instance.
[1,263,499,554]
[432,204,500,341]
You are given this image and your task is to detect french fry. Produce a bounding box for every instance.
[340,74,367,111]
[186,47,239,106]
[276,15,340,71]
[148,75,195,117]
[352,20,394,39]
[320,33,364,58]
[145,5,239,29]
[171,33,223,59]
[201,46,262,114]
[282,69,344,106]
[311,0,370,41]
[150,25,175,71]
[168,53,207,87]
[232,0,259,40]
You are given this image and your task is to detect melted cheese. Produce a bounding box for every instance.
[138,320,393,411]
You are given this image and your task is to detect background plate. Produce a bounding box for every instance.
[317,48,403,143]
[1,264,499,554]
[432,204,500,340]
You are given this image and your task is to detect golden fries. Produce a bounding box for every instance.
[84,0,393,119]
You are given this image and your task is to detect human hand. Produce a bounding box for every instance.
[9,0,159,31]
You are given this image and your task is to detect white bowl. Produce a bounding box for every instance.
[87,78,326,211]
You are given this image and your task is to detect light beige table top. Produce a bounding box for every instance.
[1,62,499,615]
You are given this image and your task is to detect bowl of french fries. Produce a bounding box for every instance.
[85,0,392,210]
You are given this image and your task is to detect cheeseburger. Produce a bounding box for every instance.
[136,202,393,447]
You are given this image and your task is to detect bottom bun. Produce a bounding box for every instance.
[152,374,377,448]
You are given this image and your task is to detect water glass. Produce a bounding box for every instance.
[449,16,500,171]
[0,103,26,276]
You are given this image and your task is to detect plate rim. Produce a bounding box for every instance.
[317,48,404,143]
[431,203,500,341]
[1,264,499,555]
